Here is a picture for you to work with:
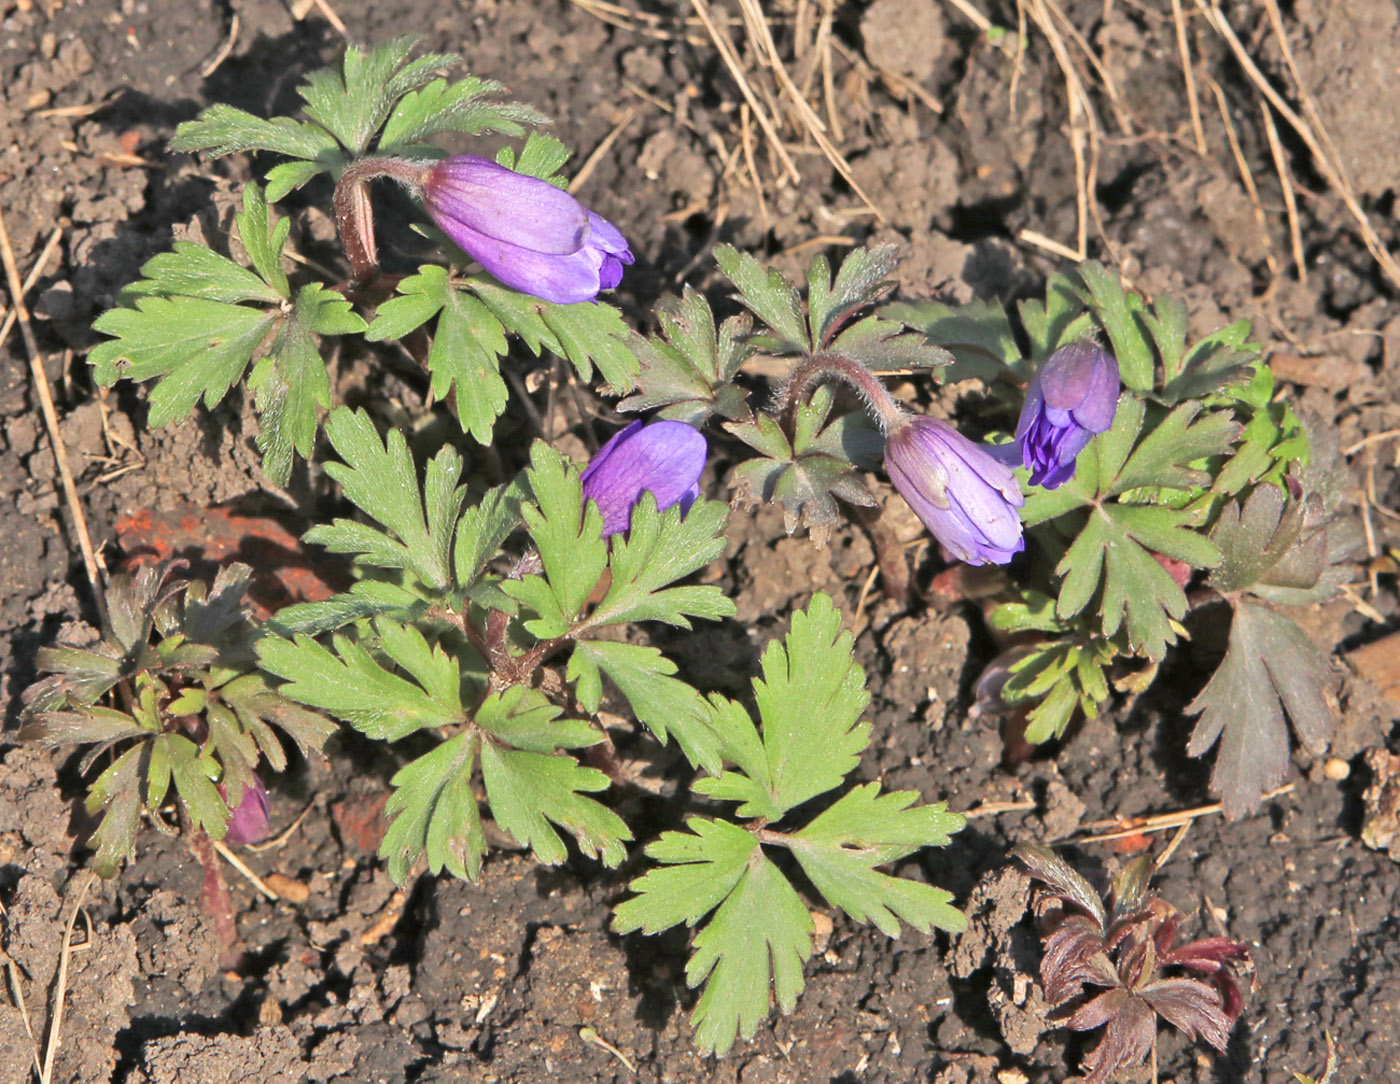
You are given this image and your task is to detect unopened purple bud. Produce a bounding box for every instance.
[1015,341,1120,489]
[885,416,1025,566]
[581,420,707,537]
[420,155,634,305]
[221,774,271,847]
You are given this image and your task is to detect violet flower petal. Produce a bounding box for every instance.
[419,157,635,304]
[1015,341,1120,489]
[222,774,271,847]
[581,420,707,536]
[423,155,589,254]
[886,416,1024,566]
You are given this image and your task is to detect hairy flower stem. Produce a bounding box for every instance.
[184,820,242,970]
[333,156,428,287]
[777,353,907,435]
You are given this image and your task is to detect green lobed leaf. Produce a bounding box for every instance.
[267,580,427,637]
[614,818,811,1056]
[583,493,733,630]
[250,283,365,485]
[234,184,291,299]
[150,731,228,839]
[495,131,573,186]
[501,442,607,638]
[619,286,755,424]
[122,242,281,305]
[613,816,756,935]
[298,37,457,154]
[790,783,967,938]
[380,75,544,151]
[305,408,465,591]
[467,276,639,391]
[84,745,145,878]
[380,731,483,882]
[454,473,529,588]
[89,297,276,426]
[479,742,630,868]
[169,103,341,163]
[713,244,809,353]
[1073,262,1154,394]
[366,265,511,443]
[1186,599,1336,819]
[685,850,814,1054]
[567,640,721,772]
[696,593,870,820]
[806,244,898,349]
[1053,505,1211,660]
[881,297,1025,384]
[725,387,877,539]
[256,619,465,741]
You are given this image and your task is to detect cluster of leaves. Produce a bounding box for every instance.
[1017,844,1253,1084]
[624,243,944,539]
[614,594,966,1054]
[889,264,1351,815]
[254,406,732,880]
[18,562,334,876]
[88,39,640,485]
[232,407,966,1055]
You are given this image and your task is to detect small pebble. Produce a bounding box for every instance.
[1324,757,1350,781]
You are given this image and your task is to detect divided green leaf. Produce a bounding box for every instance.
[613,595,965,1054]
[620,286,755,424]
[304,407,466,592]
[1185,599,1335,818]
[726,385,881,541]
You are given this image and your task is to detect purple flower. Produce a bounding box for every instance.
[420,155,633,305]
[581,420,707,537]
[1015,341,1120,489]
[221,774,271,847]
[885,416,1025,566]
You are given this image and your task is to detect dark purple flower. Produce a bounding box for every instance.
[885,416,1025,566]
[221,774,271,847]
[1015,341,1120,488]
[420,155,633,305]
[581,420,707,537]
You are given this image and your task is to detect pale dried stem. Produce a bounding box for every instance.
[0,224,62,353]
[689,0,801,184]
[1019,0,1096,261]
[212,839,281,902]
[568,106,640,194]
[739,104,770,233]
[1195,0,1400,290]
[1203,72,1277,280]
[0,209,107,626]
[734,0,886,221]
[39,873,95,1084]
[1170,0,1207,155]
[1260,102,1307,287]
[942,0,993,33]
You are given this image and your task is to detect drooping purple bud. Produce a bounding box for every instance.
[420,155,634,305]
[581,420,707,537]
[885,416,1025,566]
[221,774,271,847]
[1015,341,1120,489]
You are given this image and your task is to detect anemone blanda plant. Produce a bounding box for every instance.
[1016,844,1254,1084]
[21,33,1340,1064]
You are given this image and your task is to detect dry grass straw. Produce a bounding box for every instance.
[0,206,107,626]
[1016,0,1098,262]
[1202,71,1278,279]
[1194,0,1400,291]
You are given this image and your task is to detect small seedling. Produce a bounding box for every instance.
[1016,843,1254,1083]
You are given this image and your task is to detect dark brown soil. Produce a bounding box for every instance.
[3,1,1398,1082]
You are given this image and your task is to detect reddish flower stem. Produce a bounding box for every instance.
[332,156,428,287]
